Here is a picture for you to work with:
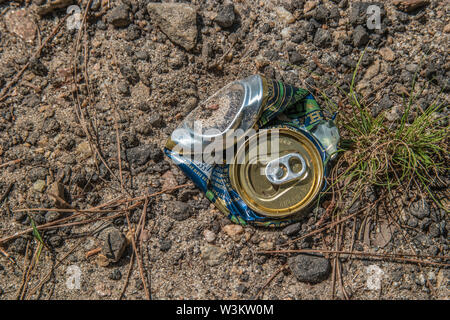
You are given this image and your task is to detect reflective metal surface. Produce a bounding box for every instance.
[230,128,324,218]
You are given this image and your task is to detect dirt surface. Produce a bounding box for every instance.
[0,0,448,300]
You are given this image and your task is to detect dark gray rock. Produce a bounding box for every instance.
[120,65,140,85]
[430,208,442,223]
[43,118,61,137]
[288,254,331,283]
[136,119,153,136]
[14,211,27,223]
[409,201,430,220]
[36,0,74,16]
[159,239,172,252]
[329,4,340,20]
[282,222,302,236]
[397,12,409,24]
[260,23,271,34]
[168,200,191,221]
[400,70,413,85]
[126,144,163,166]
[314,5,329,23]
[412,234,433,249]
[117,80,130,96]
[280,0,305,12]
[177,188,199,202]
[424,63,438,80]
[96,20,107,30]
[236,284,248,294]
[392,270,403,282]
[137,102,150,112]
[10,237,27,254]
[291,29,307,43]
[29,58,48,77]
[263,49,278,61]
[353,25,369,47]
[288,51,305,65]
[90,0,101,11]
[135,50,149,61]
[48,235,63,248]
[109,269,122,280]
[306,19,320,36]
[102,228,128,262]
[1,64,15,79]
[32,213,45,225]
[149,113,164,128]
[126,24,141,41]
[338,43,353,56]
[393,0,429,13]
[379,95,393,110]
[419,217,431,231]
[338,0,349,9]
[341,56,357,69]
[313,28,331,47]
[429,223,441,238]
[439,221,447,236]
[147,160,170,174]
[214,4,235,28]
[45,211,61,223]
[28,167,48,182]
[304,77,316,92]
[240,273,249,282]
[407,216,418,228]
[107,5,130,28]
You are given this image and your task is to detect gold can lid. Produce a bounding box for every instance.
[229,128,323,218]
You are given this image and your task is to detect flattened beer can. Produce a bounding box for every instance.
[164,75,339,227]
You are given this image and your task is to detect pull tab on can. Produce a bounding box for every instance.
[265,153,308,185]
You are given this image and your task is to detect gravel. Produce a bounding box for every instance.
[109,269,122,281]
[48,235,64,248]
[353,25,369,47]
[126,144,162,166]
[409,201,430,220]
[146,3,198,51]
[0,0,447,301]
[159,239,172,252]
[282,222,302,237]
[201,244,227,267]
[120,65,140,85]
[214,4,236,28]
[107,5,130,28]
[288,254,331,284]
[168,201,191,221]
[313,28,331,47]
[101,228,128,262]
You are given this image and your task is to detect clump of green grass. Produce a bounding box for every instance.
[325,53,449,210]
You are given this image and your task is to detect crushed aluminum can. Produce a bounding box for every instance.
[164,75,339,227]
